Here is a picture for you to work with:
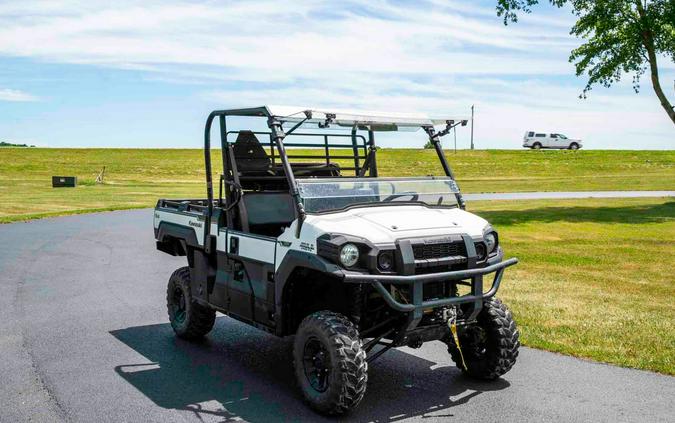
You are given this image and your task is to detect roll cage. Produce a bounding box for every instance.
[202,106,468,248]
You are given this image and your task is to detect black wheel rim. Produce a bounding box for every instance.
[172,287,187,324]
[302,336,331,393]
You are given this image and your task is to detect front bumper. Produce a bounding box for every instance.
[343,257,518,318]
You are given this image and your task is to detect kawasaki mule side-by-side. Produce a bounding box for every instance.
[153,106,519,415]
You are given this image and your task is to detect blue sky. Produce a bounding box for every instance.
[0,0,673,149]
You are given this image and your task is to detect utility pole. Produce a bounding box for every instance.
[470,104,475,150]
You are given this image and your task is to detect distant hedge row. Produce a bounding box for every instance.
[0,141,35,147]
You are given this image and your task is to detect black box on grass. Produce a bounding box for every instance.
[52,176,77,187]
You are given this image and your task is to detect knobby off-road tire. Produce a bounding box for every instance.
[166,267,216,339]
[293,311,368,415]
[446,297,519,380]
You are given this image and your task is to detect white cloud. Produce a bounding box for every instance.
[0,88,39,102]
[0,0,574,73]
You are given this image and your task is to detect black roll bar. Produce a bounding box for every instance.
[267,117,307,237]
[424,125,466,209]
[351,126,361,174]
[203,111,217,251]
[368,129,378,177]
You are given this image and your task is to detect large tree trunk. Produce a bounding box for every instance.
[645,39,675,125]
[636,1,675,125]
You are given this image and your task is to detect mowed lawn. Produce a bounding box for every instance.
[0,148,673,222]
[470,197,674,375]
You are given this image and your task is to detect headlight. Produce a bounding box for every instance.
[484,231,498,254]
[377,251,394,271]
[339,243,360,267]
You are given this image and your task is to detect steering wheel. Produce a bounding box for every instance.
[382,192,419,202]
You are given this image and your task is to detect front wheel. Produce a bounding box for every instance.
[445,297,519,380]
[293,311,368,415]
[532,142,542,150]
[166,267,216,339]
[569,142,579,150]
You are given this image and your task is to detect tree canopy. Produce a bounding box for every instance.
[496,0,675,125]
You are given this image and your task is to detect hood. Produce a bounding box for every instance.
[302,205,488,244]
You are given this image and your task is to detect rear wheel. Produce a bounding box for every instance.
[166,267,215,339]
[569,142,579,150]
[532,142,542,149]
[293,311,368,415]
[445,297,519,380]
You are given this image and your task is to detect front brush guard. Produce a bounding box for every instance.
[343,257,518,330]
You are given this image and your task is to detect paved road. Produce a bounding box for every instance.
[463,190,675,201]
[1,210,673,422]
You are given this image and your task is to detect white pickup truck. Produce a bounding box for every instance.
[523,131,582,150]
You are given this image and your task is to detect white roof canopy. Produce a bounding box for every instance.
[266,105,467,129]
[219,106,468,130]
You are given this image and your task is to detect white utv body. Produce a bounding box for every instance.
[154,106,520,415]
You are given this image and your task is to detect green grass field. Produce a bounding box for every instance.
[0,148,673,374]
[0,148,673,223]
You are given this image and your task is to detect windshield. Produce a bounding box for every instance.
[297,177,460,213]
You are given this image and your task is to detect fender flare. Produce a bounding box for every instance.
[274,250,344,335]
[155,222,201,255]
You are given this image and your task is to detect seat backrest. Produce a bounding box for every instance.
[233,131,272,174]
[287,163,341,177]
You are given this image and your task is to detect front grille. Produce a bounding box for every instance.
[412,242,466,260]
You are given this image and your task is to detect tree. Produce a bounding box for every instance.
[0,141,33,147]
[496,0,675,125]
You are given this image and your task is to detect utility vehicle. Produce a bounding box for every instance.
[154,106,520,415]
[523,131,582,149]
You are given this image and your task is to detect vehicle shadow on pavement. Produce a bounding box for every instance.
[110,316,510,422]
